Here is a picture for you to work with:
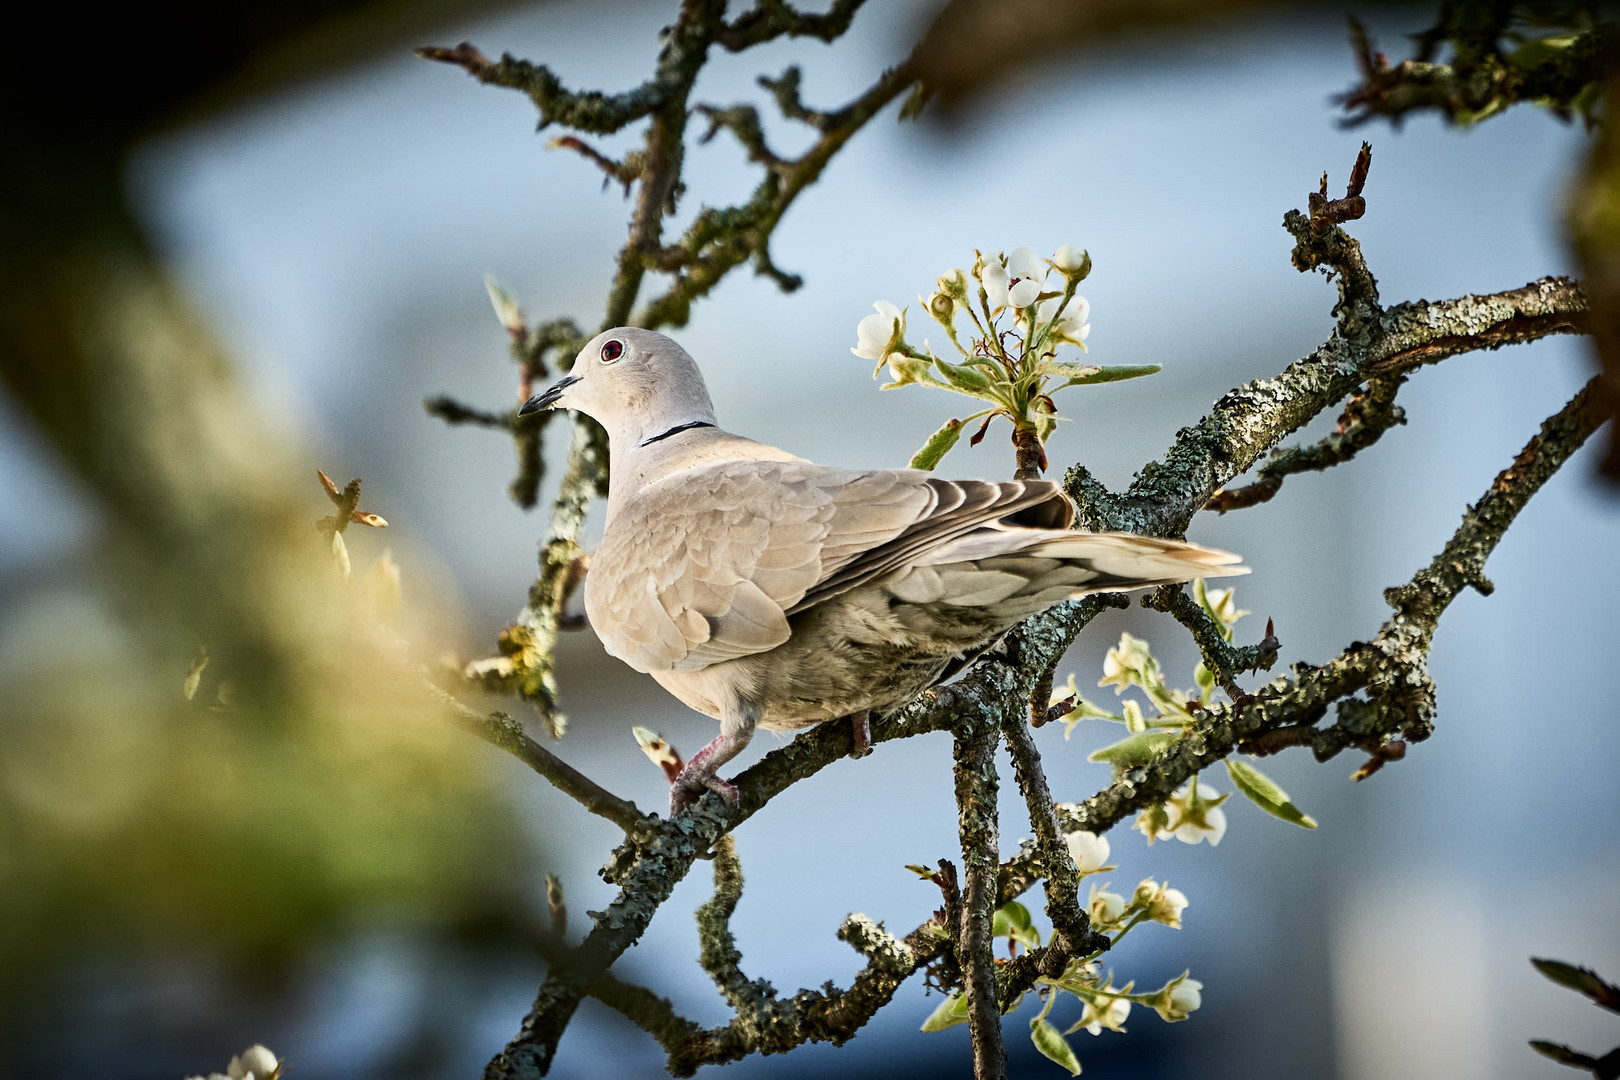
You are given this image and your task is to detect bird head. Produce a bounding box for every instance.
[520,328,717,447]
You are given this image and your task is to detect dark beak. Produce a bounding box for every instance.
[520,374,580,415]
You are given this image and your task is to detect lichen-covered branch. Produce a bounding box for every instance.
[1031,376,1606,863]
[952,721,1006,1080]
[1140,586,1279,696]
[1341,9,1620,128]
[1076,274,1586,537]
[999,709,1105,954]
[1206,373,1405,512]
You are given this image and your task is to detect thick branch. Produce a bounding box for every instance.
[1207,373,1405,512]
[1027,377,1606,871]
[1085,276,1587,536]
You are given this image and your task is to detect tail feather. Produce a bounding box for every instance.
[919,526,1247,587]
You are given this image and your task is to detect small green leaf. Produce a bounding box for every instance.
[1528,1040,1595,1067]
[934,358,1000,396]
[909,418,965,470]
[1039,361,1101,380]
[1058,364,1161,387]
[1030,1018,1082,1075]
[993,900,1041,948]
[920,991,972,1032]
[1225,758,1317,829]
[1193,662,1216,703]
[1088,730,1181,771]
[1531,958,1620,1010]
[904,864,935,880]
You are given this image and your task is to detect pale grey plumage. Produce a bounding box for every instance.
[522,327,1246,813]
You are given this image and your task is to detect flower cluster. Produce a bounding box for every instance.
[851,245,1159,471]
[923,856,1204,1075]
[185,1044,282,1080]
[1050,582,1319,846]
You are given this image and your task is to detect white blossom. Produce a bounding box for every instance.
[227,1046,280,1080]
[980,260,1011,309]
[1064,829,1110,873]
[1173,802,1227,846]
[1055,295,1091,342]
[1152,974,1203,1022]
[1134,879,1189,928]
[1164,782,1230,847]
[1088,885,1127,926]
[1006,246,1045,282]
[851,300,904,361]
[1075,993,1132,1035]
[979,248,1046,311]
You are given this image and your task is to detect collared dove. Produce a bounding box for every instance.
[521,328,1245,814]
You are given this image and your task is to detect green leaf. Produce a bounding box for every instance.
[1224,758,1317,829]
[993,900,1041,948]
[1528,1040,1595,1067]
[909,419,965,470]
[1193,662,1216,703]
[933,359,1003,401]
[1506,31,1582,71]
[1531,958,1620,1010]
[1039,361,1101,380]
[1088,730,1181,771]
[1030,1018,1082,1075]
[904,864,935,880]
[920,991,971,1032]
[1058,364,1161,387]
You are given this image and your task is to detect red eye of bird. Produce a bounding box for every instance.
[601,339,625,363]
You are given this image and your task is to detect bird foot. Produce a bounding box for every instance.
[848,711,874,759]
[669,767,740,816]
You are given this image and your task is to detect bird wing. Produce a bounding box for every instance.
[584,462,937,673]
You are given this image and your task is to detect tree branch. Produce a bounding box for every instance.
[952,721,1006,1080]
[429,681,652,838]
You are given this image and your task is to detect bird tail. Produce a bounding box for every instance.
[919,527,1247,592]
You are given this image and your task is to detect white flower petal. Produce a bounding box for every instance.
[1064,830,1110,872]
[1007,246,1045,281]
[981,262,1011,309]
[1008,276,1041,309]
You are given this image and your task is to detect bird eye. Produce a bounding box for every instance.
[600,339,625,364]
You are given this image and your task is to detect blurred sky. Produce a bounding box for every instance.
[5,1,1620,1077]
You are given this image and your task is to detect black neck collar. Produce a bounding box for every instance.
[638,420,715,447]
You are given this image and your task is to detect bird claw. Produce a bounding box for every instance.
[848,711,874,759]
[668,773,739,816]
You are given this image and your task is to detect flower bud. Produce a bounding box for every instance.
[926,291,955,321]
[227,1045,280,1080]
[1088,886,1127,926]
[1051,245,1092,281]
[1151,974,1203,1022]
[1131,879,1189,928]
[484,274,525,334]
[937,267,970,301]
